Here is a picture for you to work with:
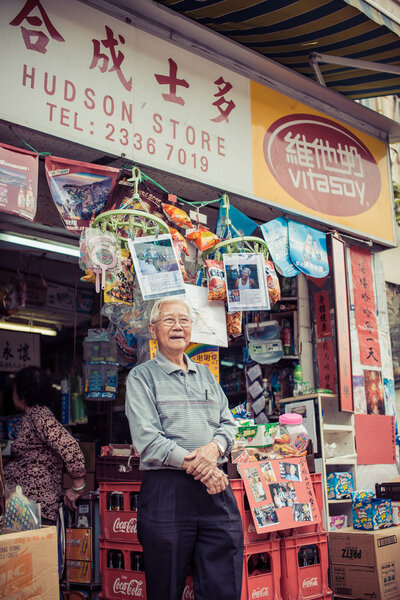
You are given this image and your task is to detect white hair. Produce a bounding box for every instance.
[149,296,193,323]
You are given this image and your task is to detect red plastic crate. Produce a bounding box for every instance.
[99,482,141,543]
[280,530,332,600]
[241,537,282,600]
[100,538,193,600]
[231,478,272,545]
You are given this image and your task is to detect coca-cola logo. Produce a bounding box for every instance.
[263,114,381,217]
[181,585,194,600]
[252,587,269,598]
[302,577,319,588]
[113,577,144,596]
[113,517,137,534]
[248,522,256,533]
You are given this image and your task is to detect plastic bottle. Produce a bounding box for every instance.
[293,363,303,396]
[279,413,309,452]
[281,319,292,355]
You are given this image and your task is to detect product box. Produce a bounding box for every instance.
[326,472,354,499]
[352,498,392,530]
[329,526,400,599]
[66,528,92,561]
[392,501,400,525]
[0,526,59,600]
[66,560,93,584]
[329,514,348,531]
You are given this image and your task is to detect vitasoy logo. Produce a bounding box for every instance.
[263,114,381,217]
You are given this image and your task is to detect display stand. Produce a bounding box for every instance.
[280,393,357,530]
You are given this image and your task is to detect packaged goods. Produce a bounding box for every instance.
[264,260,281,305]
[351,490,375,503]
[329,514,348,530]
[226,311,242,336]
[162,203,193,229]
[206,259,227,301]
[235,423,278,448]
[187,226,220,251]
[352,497,392,530]
[169,226,189,255]
[327,472,354,499]
[279,413,309,452]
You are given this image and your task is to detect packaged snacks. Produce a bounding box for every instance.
[169,226,189,255]
[226,311,242,336]
[265,260,281,306]
[206,259,227,301]
[235,423,278,448]
[172,239,189,282]
[162,203,194,229]
[104,248,134,305]
[187,225,220,252]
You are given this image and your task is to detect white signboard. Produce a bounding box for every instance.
[0,0,253,195]
[0,331,40,372]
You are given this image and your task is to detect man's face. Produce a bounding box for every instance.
[242,269,250,279]
[289,464,296,476]
[149,301,192,355]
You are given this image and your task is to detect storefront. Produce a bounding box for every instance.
[1,1,400,599]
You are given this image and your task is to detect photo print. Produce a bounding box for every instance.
[253,504,279,528]
[279,461,301,482]
[245,467,267,503]
[269,482,297,509]
[292,503,313,522]
[260,461,276,484]
[223,253,270,312]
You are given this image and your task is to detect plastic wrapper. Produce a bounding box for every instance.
[235,423,278,448]
[5,485,41,531]
[187,225,220,252]
[104,248,134,305]
[226,311,242,336]
[162,203,193,229]
[172,239,189,282]
[107,169,167,218]
[169,226,189,255]
[79,228,121,293]
[265,260,281,306]
[206,259,227,301]
[230,402,251,421]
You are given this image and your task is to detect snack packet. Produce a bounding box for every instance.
[169,226,189,255]
[172,239,189,282]
[226,311,242,336]
[162,203,194,229]
[265,260,281,306]
[206,259,227,301]
[187,225,220,252]
[236,423,278,448]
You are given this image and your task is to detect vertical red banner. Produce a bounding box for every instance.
[314,290,332,339]
[331,235,353,412]
[317,339,337,393]
[350,245,381,368]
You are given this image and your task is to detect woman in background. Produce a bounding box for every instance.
[4,366,86,525]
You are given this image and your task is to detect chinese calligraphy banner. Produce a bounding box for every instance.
[0,0,395,245]
[350,245,382,368]
[314,290,332,339]
[0,331,40,371]
[0,143,38,221]
[317,338,337,393]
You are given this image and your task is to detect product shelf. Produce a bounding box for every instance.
[322,424,353,432]
[328,499,352,504]
[325,456,357,465]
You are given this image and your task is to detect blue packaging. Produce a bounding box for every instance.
[327,472,354,499]
[352,498,392,530]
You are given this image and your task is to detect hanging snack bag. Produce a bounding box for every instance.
[172,239,189,282]
[265,259,281,306]
[104,248,134,305]
[226,311,242,336]
[187,225,220,252]
[162,203,194,229]
[206,259,227,301]
[169,226,189,255]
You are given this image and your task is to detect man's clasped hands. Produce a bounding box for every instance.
[182,441,229,495]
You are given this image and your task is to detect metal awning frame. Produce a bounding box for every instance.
[310,51,400,87]
[80,0,400,144]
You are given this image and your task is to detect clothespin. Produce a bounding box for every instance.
[168,194,177,205]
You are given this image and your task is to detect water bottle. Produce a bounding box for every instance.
[293,363,303,396]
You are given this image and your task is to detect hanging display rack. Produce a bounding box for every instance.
[91,167,169,245]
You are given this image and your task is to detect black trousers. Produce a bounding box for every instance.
[137,469,244,600]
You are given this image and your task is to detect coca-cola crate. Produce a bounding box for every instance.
[100,538,193,600]
[99,482,141,543]
[241,537,282,600]
[231,479,271,545]
[96,455,142,482]
[280,530,332,599]
[279,473,325,538]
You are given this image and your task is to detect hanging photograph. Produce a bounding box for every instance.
[223,253,270,312]
[128,234,185,301]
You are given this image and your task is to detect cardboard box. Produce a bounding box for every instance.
[327,471,354,499]
[0,526,59,600]
[352,498,392,530]
[63,472,95,494]
[66,528,92,561]
[66,560,93,584]
[329,526,400,599]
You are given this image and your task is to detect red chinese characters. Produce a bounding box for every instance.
[314,290,332,339]
[90,25,132,91]
[211,77,236,123]
[350,245,381,367]
[9,0,65,54]
[154,58,189,106]
[317,339,337,393]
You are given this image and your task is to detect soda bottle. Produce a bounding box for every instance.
[293,363,303,396]
[115,550,124,570]
[108,550,115,569]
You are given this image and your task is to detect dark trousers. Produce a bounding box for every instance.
[137,469,244,600]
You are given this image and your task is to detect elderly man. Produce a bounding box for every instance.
[234,267,256,290]
[125,296,243,600]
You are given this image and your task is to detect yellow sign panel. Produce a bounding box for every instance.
[149,340,219,381]
[251,82,395,245]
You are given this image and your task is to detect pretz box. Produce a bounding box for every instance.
[329,526,400,599]
[0,526,59,600]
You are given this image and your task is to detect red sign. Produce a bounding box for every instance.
[263,114,381,217]
[0,143,38,221]
[314,290,332,339]
[317,339,337,393]
[350,245,381,367]
[331,235,353,412]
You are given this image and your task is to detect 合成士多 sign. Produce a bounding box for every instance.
[0,0,395,245]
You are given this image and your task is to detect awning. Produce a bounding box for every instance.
[157,0,400,99]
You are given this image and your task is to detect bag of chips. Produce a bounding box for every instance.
[169,226,189,255]
[162,203,194,229]
[187,225,220,252]
[265,260,281,306]
[172,239,189,282]
[206,259,227,301]
[226,311,242,336]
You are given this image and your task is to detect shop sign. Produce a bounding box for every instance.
[0,0,395,245]
[47,282,93,314]
[288,220,329,278]
[0,331,40,371]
